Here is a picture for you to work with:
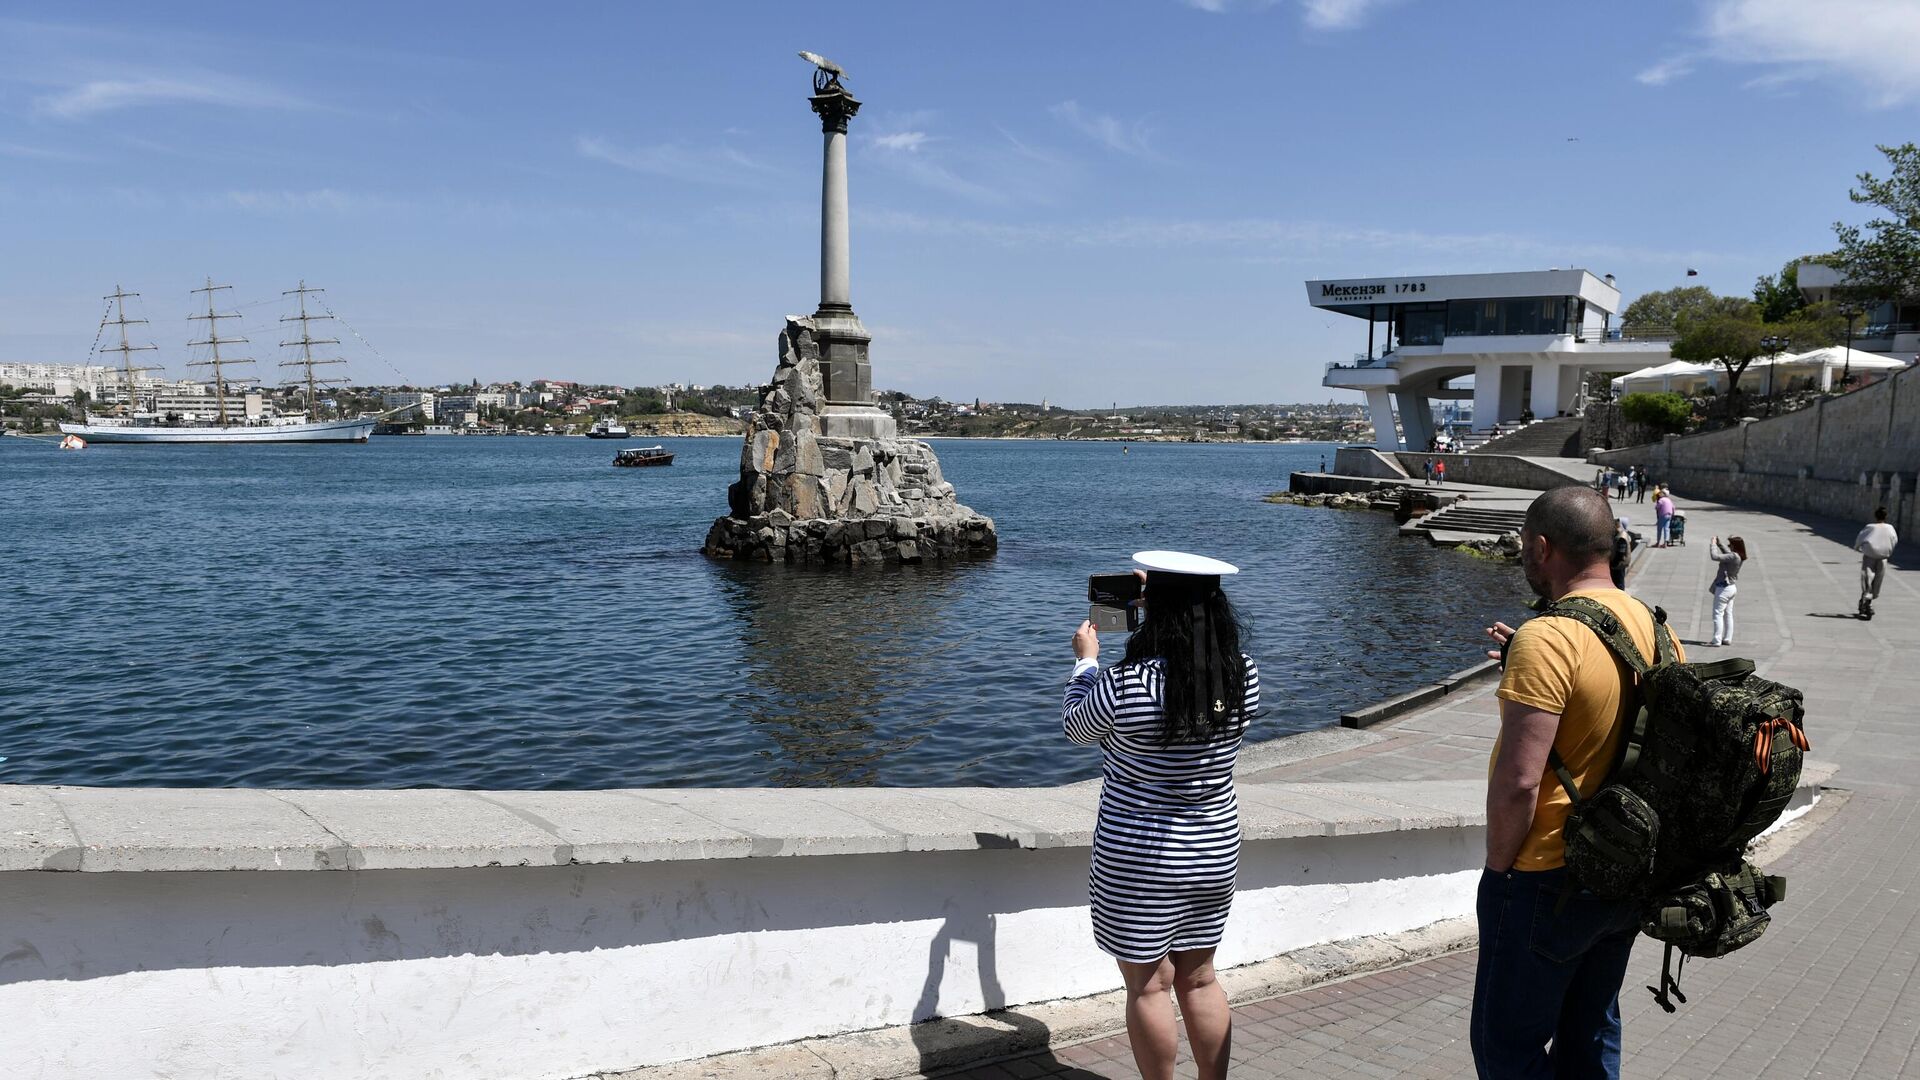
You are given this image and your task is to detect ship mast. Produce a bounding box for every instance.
[278,281,345,421]
[186,278,254,425]
[101,286,161,419]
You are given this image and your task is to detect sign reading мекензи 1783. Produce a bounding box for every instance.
[1318,281,1428,299]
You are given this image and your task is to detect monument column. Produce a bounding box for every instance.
[807,70,891,437]
[818,98,853,313]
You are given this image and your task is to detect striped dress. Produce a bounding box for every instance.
[1063,655,1261,963]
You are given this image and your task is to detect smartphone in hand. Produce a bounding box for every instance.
[1087,574,1142,606]
[1088,574,1143,633]
[1089,604,1133,633]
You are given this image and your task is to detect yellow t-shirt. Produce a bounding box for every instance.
[1493,588,1685,871]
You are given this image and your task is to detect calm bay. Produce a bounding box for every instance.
[1,436,1526,788]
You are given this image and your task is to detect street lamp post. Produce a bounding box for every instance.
[1842,308,1860,387]
[1761,335,1783,416]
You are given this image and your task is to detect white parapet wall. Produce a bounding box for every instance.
[0,778,1497,1079]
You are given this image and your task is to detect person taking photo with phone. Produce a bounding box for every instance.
[1064,551,1261,1080]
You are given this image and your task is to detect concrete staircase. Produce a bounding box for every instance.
[1452,421,1525,452]
[1466,416,1584,458]
[1400,501,1529,544]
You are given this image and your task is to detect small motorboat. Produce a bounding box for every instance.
[613,445,674,467]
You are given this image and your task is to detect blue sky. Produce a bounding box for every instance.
[2,1,1916,405]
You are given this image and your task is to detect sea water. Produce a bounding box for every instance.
[0,436,1526,788]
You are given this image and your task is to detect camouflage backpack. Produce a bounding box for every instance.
[1530,596,1810,1011]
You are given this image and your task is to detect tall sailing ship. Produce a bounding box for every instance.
[60,281,377,444]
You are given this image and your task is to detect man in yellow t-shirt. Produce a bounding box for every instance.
[1470,485,1683,1079]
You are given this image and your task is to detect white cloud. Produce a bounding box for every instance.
[33,76,306,118]
[223,189,366,213]
[872,153,1008,204]
[1049,101,1155,157]
[1636,56,1696,86]
[871,131,930,152]
[575,135,772,187]
[1177,0,1283,12]
[1299,0,1395,30]
[0,141,86,161]
[859,120,1074,205]
[1702,0,1920,106]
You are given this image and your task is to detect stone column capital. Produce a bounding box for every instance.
[810,90,862,134]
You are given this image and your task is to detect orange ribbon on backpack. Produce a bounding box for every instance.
[1753,716,1811,774]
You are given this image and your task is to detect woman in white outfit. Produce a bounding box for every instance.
[1709,535,1747,646]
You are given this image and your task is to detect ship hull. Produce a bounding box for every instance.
[59,418,375,444]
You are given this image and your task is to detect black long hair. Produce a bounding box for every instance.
[1120,572,1251,744]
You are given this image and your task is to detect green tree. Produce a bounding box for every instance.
[1620,392,1694,434]
[619,390,666,415]
[1621,286,1751,333]
[1671,309,1766,417]
[1752,259,1810,322]
[1831,142,1920,309]
[1773,301,1847,350]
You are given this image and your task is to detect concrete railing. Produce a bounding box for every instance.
[1389,451,1585,491]
[2,778,1491,1079]
[1325,447,1584,492]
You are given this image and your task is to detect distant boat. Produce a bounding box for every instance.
[586,419,631,439]
[59,281,376,445]
[612,445,673,467]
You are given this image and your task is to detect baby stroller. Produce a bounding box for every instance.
[1668,511,1687,546]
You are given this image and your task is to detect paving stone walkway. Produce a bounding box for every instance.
[937,491,1920,1079]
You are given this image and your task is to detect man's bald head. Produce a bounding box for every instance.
[1524,485,1616,566]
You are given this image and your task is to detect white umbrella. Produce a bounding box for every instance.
[1611,360,1718,395]
[1752,347,1909,392]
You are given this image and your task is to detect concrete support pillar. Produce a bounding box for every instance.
[1365,388,1400,451]
[1473,362,1503,432]
[1530,360,1564,419]
[1395,390,1434,452]
[1501,367,1528,422]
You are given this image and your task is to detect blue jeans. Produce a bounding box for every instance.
[1471,867,1641,1079]
[1655,515,1670,545]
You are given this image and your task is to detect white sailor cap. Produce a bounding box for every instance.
[1131,550,1240,576]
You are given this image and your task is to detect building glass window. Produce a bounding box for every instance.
[1444,296,1573,336]
[1398,302,1447,346]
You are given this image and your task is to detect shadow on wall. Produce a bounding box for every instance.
[899,914,1110,1078]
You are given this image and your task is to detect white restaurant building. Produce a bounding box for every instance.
[1313,269,1672,451]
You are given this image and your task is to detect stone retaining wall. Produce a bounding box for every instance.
[1593,363,1920,544]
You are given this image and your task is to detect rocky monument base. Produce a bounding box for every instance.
[704,316,997,566]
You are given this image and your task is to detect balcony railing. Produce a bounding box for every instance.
[1860,322,1918,338]
[1576,325,1679,343]
[1326,353,1392,373]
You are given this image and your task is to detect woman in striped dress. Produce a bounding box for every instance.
[1064,551,1260,1080]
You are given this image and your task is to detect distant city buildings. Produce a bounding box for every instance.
[381,391,436,420]
[3,360,1374,441]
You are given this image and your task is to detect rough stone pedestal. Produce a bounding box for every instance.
[704,316,997,566]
